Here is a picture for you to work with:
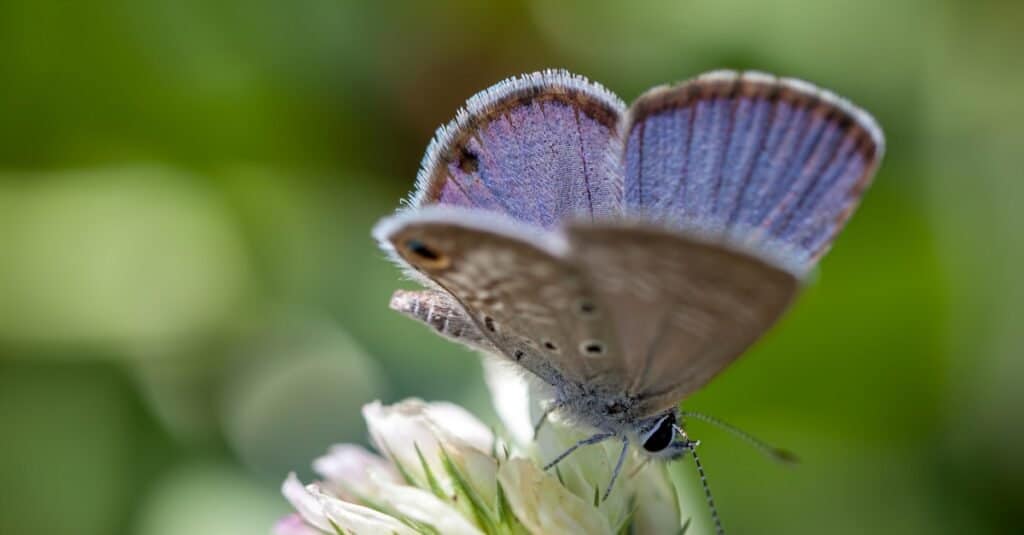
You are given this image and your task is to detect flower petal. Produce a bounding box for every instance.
[274,513,323,535]
[498,458,613,535]
[422,401,495,453]
[632,462,683,535]
[362,399,496,491]
[373,477,485,535]
[482,358,539,448]
[282,473,332,532]
[313,444,400,500]
[282,473,417,535]
[314,491,419,535]
[363,399,444,487]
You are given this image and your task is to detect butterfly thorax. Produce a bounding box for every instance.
[547,375,680,457]
[552,378,643,430]
[551,384,688,459]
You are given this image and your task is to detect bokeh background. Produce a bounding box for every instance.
[1,0,1021,533]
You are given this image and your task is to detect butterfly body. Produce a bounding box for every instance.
[391,275,684,455]
[375,69,883,462]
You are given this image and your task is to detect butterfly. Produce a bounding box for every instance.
[374,69,883,528]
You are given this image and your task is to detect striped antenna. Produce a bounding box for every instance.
[674,425,725,535]
[682,411,799,464]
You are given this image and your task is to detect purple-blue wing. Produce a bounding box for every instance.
[623,71,884,272]
[409,70,626,229]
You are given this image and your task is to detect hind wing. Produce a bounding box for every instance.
[567,222,799,415]
[375,207,625,387]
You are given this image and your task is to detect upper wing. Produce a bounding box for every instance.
[375,207,623,387]
[408,70,626,228]
[566,222,799,416]
[623,70,884,273]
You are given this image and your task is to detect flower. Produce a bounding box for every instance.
[277,360,685,534]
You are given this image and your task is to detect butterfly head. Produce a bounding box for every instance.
[637,410,694,460]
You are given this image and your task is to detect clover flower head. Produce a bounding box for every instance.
[277,360,686,534]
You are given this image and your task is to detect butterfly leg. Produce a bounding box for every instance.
[532,403,562,440]
[542,432,614,471]
[602,436,630,502]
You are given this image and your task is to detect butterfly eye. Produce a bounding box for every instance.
[403,239,450,270]
[642,414,677,453]
[642,420,675,452]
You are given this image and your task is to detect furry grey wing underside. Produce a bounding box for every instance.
[567,222,799,416]
[378,208,624,388]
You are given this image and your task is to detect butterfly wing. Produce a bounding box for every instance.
[623,70,884,273]
[375,207,623,387]
[587,71,883,413]
[409,70,626,228]
[378,70,884,416]
[567,223,799,416]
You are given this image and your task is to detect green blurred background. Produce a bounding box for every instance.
[0,0,1021,533]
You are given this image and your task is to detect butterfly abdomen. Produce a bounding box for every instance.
[390,289,498,354]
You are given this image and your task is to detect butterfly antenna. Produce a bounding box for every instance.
[674,425,724,535]
[681,410,799,464]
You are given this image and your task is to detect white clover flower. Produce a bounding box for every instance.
[277,361,686,535]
